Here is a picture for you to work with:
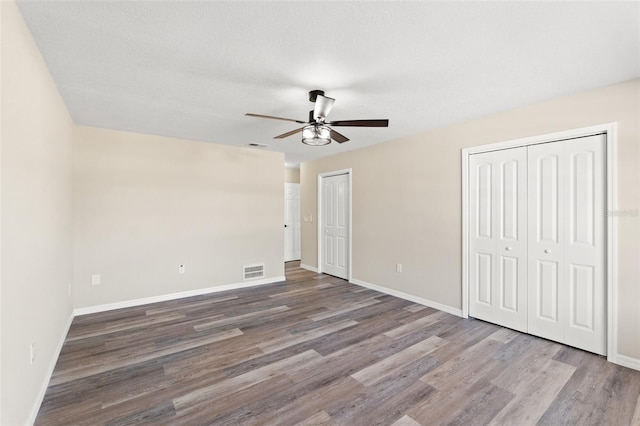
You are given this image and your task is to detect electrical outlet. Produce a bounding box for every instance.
[396,263,402,273]
[178,264,185,274]
[30,342,35,364]
[91,274,101,286]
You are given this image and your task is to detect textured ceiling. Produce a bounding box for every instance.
[16,1,640,166]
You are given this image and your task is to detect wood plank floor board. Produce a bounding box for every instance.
[102,400,177,426]
[419,336,508,390]
[286,336,388,384]
[65,312,188,342]
[538,356,640,426]
[490,332,540,362]
[392,414,422,426]
[488,359,576,426]
[234,335,402,423]
[142,294,240,316]
[173,350,323,412]
[172,373,296,425]
[490,339,565,392]
[633,394,640,425]
[251,377,364,425]
[237,304,331,337]
[308,297,382,321]
[311,313,407,356]
[329,296,414,324]
[49,328,245,387]
[36,262,640,425]
[403,304,433,314]
[372,319,459,360]
[54,362,166,411]
[424,319,503,364]
[257,319,359,354]
[222,342,316,379]
[242,371,366,424]
[445,383,515,426]
[70,307,148,327]
[298,410,339,426]
[326,356,439,426]
[409,361,510,425]
[351,336,444,387]
[383,310,450,339]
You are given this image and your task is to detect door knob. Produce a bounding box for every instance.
[544,249,551,254]
[505,246,512,251]
[284,224,288,228]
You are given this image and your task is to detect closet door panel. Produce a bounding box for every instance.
[469,154,496,322]
[494,149,528,332]
[528,142,565,341]
[469,148,527,331]
[563,135,606,355]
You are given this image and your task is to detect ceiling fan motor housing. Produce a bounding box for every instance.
[308,90,325,102]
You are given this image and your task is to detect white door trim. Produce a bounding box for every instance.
[317,169,353,281]
[462,122,618,362]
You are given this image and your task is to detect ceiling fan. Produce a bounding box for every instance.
[245,90,389,146]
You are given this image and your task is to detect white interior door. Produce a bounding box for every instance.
[469,147,528,332]
[528,135,606,354]
[284,183,301,262]
[321,174,349,279]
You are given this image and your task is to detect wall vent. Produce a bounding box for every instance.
[243,264,265,281]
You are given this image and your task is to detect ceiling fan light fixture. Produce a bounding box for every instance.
[246,90,389,146]
[301,124,331,146]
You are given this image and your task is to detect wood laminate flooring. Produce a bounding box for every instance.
[36,262,640,425]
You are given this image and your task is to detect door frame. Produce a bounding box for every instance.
[317,169,353,281]
[461,123,617,361]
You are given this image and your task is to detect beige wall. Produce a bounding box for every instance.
[73,126,285,309]
[285,167,300,184]
[301,79,640,360]
[1,2,74,424]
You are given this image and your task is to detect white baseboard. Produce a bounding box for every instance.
[613,354,640,372]
[27,310,74,426]
[73,276,286,316]
[300,264,318,273]
[350,278,463,317]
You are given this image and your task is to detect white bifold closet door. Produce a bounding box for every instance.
[469,147,528,333]
[528,135,606,355]
[469,134,606,355]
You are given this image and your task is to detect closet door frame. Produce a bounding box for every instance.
[461,122,618,362]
